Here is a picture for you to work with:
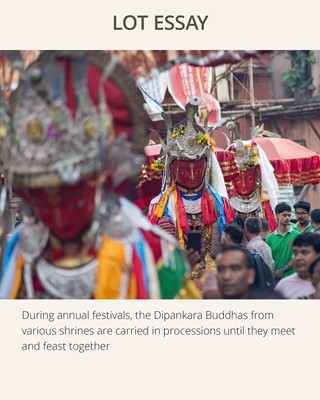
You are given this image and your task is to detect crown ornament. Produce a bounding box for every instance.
[228,139,260,172]
[3,51,114,188]
[163,97,214,162]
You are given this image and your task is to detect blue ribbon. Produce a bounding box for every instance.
[208,185,226,237]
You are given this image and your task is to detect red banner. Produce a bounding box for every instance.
[167,63,221,126]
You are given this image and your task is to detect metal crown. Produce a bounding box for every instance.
[3,51,113,188]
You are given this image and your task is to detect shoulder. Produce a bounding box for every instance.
[261,240,272,251]
[249,286,284,299]
[275,274,296,289]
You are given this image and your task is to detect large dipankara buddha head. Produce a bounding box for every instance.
[160,97,215,192]
[3,51,147,245]
[228,139,261,214]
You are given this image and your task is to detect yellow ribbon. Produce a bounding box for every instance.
[94,236,126,299]
[154,182,176,219]
[173,188,185,248]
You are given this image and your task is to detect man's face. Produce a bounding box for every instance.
[311,220,317,229]
[276,210,291,227]
[295,208,310,225]
[216,250,255,299]
[292,245,317,278]
[170,159,206,189]
[234,168,256,196]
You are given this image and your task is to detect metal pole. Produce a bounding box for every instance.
[249,58,256,129]
[230,70,234,101]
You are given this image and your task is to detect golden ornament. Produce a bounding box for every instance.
[84,121,96,137]
[26,119,44,141]
[187,137,195,147]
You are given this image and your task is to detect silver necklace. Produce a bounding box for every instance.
[36,257,98,299]
[182,197,202,214]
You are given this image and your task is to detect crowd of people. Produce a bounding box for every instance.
[202,201,320,299]
[0,50,319,301]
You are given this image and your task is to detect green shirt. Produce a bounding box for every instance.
[293,223,314,234]
[266,227,300,278]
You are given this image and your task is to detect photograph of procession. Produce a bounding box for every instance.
[0,50,319,300]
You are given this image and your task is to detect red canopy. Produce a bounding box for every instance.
[254,137,320,185]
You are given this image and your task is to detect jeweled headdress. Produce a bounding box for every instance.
[164,97,214,163]
[228,139,260,172]
[3,51,116,188]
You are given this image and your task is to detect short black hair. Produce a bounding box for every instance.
[309,254,320,275]
[260,218,270,232]
[275,202,292,215]
[245,217,262,234]
[234,215,246,229]
[294,201,311,213]
[224,224,244,244]
[311,208,320,224]
[217,244,255,269]
[292,233,320,253]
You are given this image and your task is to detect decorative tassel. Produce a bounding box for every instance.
[176,190,190,234]
[94,236,125,299]
[222,197,236,224]
[173,189,185,248]
[10,254,25,299]
[263,201,277,232]
[132,248,148,299]
[201,188,217,226]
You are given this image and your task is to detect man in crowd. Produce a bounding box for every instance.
[310,208,320,234]
[308,255,320,299]
[216,245,255,299]
[293,201,314,233]
[221,222,274,289]
[216,245,280,299]
[266,202,300,281]
[244,217,274,272]
[260,218,270,241]
[275,233,320,299]
[221,224,244,246]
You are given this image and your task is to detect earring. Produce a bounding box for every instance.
[19,204,49,299]
[19,205,49,264]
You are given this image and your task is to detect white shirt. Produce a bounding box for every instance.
[275,273,315,299]
[246,236,275,272]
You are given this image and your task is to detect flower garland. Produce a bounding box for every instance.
[150,157,165,172]
[171,124,186,138]
[229,142,259,172]
[195,132,210,146]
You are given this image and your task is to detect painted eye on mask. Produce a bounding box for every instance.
[67,199,86,211]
